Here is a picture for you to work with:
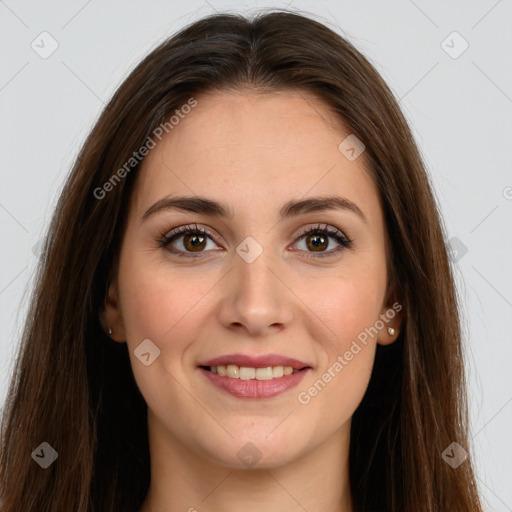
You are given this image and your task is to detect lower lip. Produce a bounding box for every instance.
[199,367,310,399]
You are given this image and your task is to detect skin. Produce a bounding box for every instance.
[101,89,403,512]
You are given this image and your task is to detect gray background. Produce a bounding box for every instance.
[1,0,511,509]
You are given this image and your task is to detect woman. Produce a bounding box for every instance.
[0,9,484,511]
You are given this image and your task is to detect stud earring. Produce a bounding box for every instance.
[108,327,113,335]
[387,327,395,336]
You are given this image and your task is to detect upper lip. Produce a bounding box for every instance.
[198,353,312,370]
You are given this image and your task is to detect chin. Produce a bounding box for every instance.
[197,431,308,470]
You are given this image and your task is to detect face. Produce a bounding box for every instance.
[102,89,402,469]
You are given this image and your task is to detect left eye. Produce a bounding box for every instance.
[291,224,353,258]
[294,228,351,255]
[158,223,352,258]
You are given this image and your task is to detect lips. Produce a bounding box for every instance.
[197,353,312,399]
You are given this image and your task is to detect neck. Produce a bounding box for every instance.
[139,411,353,512]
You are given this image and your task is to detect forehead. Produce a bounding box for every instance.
[131,89,382,227]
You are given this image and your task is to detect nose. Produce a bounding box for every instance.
[217,252,294,337]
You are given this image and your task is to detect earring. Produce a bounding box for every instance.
[108,327,113,335]
[387,327,395,336]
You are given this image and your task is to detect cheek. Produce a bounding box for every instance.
[116,250,213,417]
[116,247,219,379]
[305,264,387,349]
[295,298,378,434]
[294,268,385,411]
[118,243,211,336]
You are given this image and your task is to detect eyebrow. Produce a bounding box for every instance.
[141,194,368,224]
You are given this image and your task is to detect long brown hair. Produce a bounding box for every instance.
[0,9,483,511]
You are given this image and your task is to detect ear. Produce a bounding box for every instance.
[99,279,127,343]
[376,284,404,346]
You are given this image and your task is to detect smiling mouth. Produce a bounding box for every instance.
[200,364,308,380]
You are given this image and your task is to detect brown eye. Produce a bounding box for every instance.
[182,233,207,252]
[159,224,219,257]
[159,223,352,259]
[305,233,329,252]
[293,224,353,258]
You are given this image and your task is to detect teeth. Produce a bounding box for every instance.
[226,365,239,378]
[272,366,284,378]
[208,364,300,379]
[240,367,256,380]
[255,367,272,380]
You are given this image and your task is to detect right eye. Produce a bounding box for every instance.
[158,224,222,258]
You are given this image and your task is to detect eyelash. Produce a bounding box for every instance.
[157,223,353,259]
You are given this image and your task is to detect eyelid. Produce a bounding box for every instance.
[293,223,347,242]
[161,223,219,243]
